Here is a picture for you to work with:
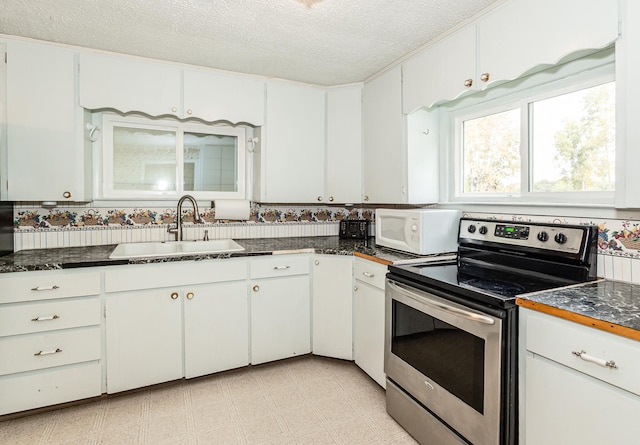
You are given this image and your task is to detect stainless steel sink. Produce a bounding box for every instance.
[109,239,245,259]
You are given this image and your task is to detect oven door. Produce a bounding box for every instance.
[385,278,503,445]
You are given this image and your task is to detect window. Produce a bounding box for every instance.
[101,114,246,199]
[448,49,615,205]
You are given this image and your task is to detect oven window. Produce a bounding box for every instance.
[392,300,485,413]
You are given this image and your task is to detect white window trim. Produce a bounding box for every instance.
[442,48,615,207]
[99,113,246,200]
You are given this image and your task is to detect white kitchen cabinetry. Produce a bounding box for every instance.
[363,66,438,204]
[520,308,640,444]
[104,259,248,393]
[353,258,387,387]
[403,0,618,111]
[250,255,311,364]
[78,53,265,124]
[254,81,325,203]
[312,255,353,360]
[3,40,91,202]
[326,86,362,204]
[0,270,101,415]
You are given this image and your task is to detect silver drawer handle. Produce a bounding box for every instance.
[31,285,60,291]
[34,348,63,356]
[31,315,60,322]
[273,265,291,270]
[572,350,618,369]
[362,272,375,278]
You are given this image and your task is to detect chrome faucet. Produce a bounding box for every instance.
[168,195,201,241]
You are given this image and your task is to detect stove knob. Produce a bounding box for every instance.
[537,231,549,242]
[554,233,567,244]
[479,226,488,235]
[467,225,476,233]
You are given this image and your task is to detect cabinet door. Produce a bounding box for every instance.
[78,52,181,117]
[250,275,311,365]
[525,355,640,444]
[312,255,353,360]
[353,281,386,387]
[478,0,618,89]
[363,66,404,203]
[326,86,362,204]
[402,25,477,112]
[183,281,249,378]
[5,41,83,201]
[106,289,183,393]
[261,81,325,203]
[183,70,265,125]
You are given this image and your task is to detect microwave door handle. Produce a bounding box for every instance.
[388,280,496,326]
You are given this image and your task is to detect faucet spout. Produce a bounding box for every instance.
[169,195,201,241]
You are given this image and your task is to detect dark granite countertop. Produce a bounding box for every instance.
[518,280,640,341]
[0,236,427,273]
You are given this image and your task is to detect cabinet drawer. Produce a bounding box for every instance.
[105,258,248,293]
[0,327,101,376]
[250,255,310,279]
[0,271,100,304]
[0,297,100,337]
[354,258,387,290]
[525,309,640,396]
[0,361,101,415]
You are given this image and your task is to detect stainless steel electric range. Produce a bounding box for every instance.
[384,217,599,445]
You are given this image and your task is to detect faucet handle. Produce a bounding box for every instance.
[203,230,209,241]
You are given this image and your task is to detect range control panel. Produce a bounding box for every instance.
[459,219,586,254]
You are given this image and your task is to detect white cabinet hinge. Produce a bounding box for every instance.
[103,306,106,319]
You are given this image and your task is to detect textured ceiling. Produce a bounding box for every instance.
[0,0,500,85]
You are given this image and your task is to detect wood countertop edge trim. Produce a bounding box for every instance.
[516,298,640,342]
[353,251,392,266]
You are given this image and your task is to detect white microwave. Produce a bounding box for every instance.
[375,208,461,255]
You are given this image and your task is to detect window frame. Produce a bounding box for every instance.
[444,49,615,206]
[100,113,246,200]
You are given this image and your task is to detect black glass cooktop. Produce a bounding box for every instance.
[389,261,580,307]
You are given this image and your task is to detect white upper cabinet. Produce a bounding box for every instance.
[79,53,265,125]
[403,0,619,112]
[79,53,181,117]
[255,80,325,203]
[326,85,362,204]
[4,40,91,202]
[363,66,404,203]
[477,0,619,89]
[403,25,477,113]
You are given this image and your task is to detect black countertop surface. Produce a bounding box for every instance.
[0,236,424,273]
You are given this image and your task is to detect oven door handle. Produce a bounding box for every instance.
[388,280,496,326]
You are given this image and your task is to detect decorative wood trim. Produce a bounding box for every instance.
[516,298,640,342]
[353,251,392,266]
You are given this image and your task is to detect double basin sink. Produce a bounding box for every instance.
[109,239,245,259]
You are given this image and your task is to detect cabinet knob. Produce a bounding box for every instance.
[62,191,71,199]
[317,196,323,202]
[170,292,179,300]
[314,260,320,265]
[354,286,358,291]
[171,107,177,113]
[186,109,193,115]
[464,78,473,88]
[252,285,259,292]
[363,195,369,202]
[186,292,194,300]
[480,72,490,83]
[328,196,334,202]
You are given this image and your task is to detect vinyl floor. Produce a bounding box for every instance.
[0,355,418,444]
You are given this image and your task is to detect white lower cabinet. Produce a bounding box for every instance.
[250,255,311,365]
[104,259,249,393]
[312,255,354,360]
[353,258,387,387]
[0,269,102,415]
[520,308,640,444]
